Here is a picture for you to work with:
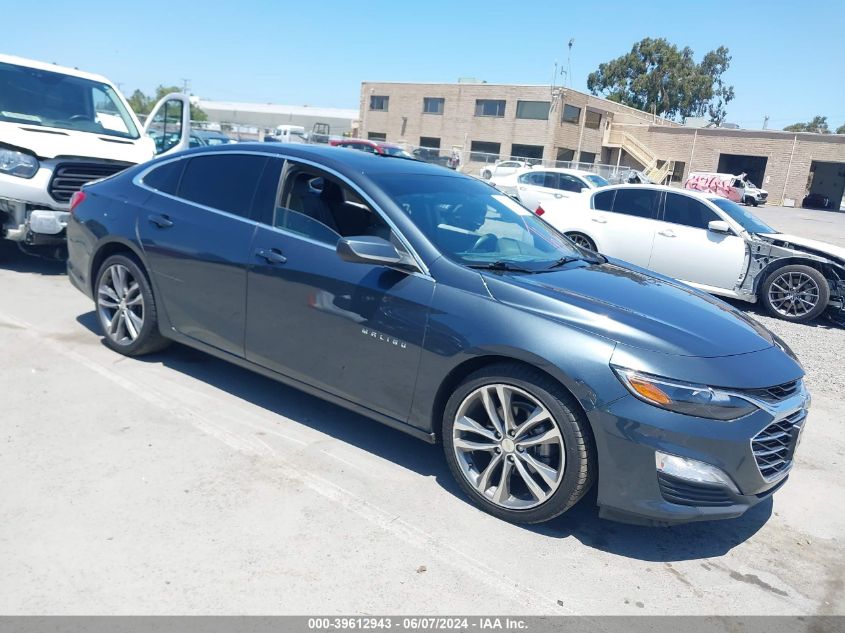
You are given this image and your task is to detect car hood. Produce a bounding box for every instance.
[0,121,153,163]
[758,233,845,262]
[482,260,775,358]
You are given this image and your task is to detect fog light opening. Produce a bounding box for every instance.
[655,451,739,494]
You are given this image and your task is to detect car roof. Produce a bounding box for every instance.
[599,183,722,203]
[530,167,599,177]
[0,53,115,86]
[167,143,455,178]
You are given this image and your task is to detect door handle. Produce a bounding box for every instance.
[591,217,607,224]
[658,229,676,237]
[256,248,287,264]
[554,193,563,198]
[148,214,173,228]
[518,186,526,190]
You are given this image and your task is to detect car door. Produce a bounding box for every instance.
[588,187,661,267]
[138,152,278,356]
[142,93,192,156]
[648,191,747,290]
[516,171,552,210]
[244,161,435,423]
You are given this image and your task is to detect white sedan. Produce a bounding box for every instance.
[514,167,609,211]
[536,184,845,323]
[479,160,530,181]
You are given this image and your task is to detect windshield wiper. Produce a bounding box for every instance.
[545,256,581,270]
[467,260,537,273]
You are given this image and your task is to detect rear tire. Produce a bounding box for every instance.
[442,363,596,524]
[95,254,170,356]
[481,169,492,180]
[760,264,829,323]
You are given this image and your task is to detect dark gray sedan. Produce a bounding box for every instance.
[66,144,808,525]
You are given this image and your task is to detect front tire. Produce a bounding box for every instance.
[442,363,595,524]
[95,254,170,356]
[760,264,829,322]
[481,169,492,180]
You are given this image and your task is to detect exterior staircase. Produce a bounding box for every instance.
[605,126,675,184]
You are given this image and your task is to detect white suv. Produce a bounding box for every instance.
[537,184,845,323]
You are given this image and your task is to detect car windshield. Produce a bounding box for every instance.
[585,174,609,187]
[203,136,230,145]
[0,61,140,139]
[381,146,415,158]
[376,174,583,270]
[711,197,776,234]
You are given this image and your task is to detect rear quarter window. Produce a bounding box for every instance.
[177,154,268,218]
[142,160,184,195]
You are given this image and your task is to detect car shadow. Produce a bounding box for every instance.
[0,241,66,276]
[75,312,772,562]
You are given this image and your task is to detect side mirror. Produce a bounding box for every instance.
[337,236,404,266]
[708,220,732,234]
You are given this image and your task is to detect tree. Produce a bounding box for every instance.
[784,116,830,133]
[125,85,208,121]
[835,123,845,134]
[586,38,736,123]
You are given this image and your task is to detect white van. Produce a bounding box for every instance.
[269,125,307,143]
[0,54,191,256]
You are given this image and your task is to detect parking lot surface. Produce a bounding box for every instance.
[1,211,843,615]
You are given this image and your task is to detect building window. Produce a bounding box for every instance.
[369,95,389,111]
[474,99,506,117]
[511,144,544,161]
[420,136,441,149]
[584,110,602,129]
[367,132,387,141]
[669,161,686,183]
[556,147,575,162]
[579,151,596,164]
[562,104,581,124]
[470,140,501,162]
[423,97,445,114]
[516,101,550,120]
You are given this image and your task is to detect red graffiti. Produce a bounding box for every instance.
[684,175,742,202]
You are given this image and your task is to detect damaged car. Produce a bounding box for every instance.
[534,184,845,324]
[0,54,191,258]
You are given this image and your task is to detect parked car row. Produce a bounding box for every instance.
[67,144,811,527]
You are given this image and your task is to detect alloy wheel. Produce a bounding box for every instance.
[767,271,820,318]
[97,264,145,345]
[452,384,565,510]
[566,233,594,250]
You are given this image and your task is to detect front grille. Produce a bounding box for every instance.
[657,473,734,507]
[743,379,802,404]
[48,162,131,203]
[760,193,768,200]
[752,409,805,480]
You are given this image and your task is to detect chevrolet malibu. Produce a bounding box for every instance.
[67,145,809,525]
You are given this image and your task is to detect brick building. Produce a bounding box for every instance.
[359,81,845,209]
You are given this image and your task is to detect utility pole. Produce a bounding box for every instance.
[181,78,190,95]
[567,39,574,89]
[763,115,769,130]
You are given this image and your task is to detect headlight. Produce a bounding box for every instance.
[612,366,758,421]
[0,148,39,178]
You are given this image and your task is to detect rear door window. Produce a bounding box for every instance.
[610,188,661,219]
[143,159,184,195]
[177,154,267,218]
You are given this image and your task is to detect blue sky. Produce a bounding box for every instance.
[3,0,843,130]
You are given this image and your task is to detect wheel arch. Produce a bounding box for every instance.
[89,238,148,296]
[430,353,591,443]
[752,256,833,298]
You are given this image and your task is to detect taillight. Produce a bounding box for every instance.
[535,206,545,216]
[69,191,86,215]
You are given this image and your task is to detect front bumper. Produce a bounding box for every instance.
[589,387,808,526]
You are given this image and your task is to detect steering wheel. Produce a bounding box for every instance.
[472,233,498,252]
